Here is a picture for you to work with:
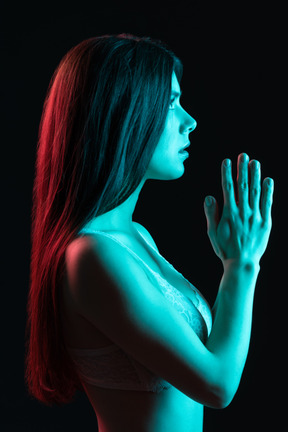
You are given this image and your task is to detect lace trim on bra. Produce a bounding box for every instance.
[68,344,171,392]
[78,227,212,338]
[67,227,213,392]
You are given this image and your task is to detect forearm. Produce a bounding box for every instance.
[206,259,260,403]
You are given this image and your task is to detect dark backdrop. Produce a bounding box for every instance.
[1,1,286,430]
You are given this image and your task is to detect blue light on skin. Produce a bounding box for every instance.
[84,71,197,234]
[146,71,197,181]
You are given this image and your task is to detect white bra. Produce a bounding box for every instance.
[67,227,212,392]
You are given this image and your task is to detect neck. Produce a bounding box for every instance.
[84,178,147,234]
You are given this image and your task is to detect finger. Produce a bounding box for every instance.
[237,153,249,214]
[204,196,219,238]
[221,158,236,208]
[249,159,261,210]
[261,177,274,222]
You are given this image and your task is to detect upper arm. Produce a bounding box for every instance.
[65,236,223,407]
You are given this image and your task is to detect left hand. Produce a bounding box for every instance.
[203,153,274,265]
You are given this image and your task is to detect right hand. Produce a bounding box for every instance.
[204,153,274,265]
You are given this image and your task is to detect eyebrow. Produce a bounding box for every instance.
[171,90,182,97]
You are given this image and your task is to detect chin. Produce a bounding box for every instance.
[165,170,185,180]
[149,166,185,181]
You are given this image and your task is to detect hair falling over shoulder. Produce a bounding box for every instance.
[25,33,183,405]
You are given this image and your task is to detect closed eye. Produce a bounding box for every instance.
[169,90,182,110]
[169,97,177,110]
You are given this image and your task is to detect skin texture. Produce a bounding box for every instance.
[204,153,273,264]
[63,71,274,430]
[203,153,274,404]
[145,71,197,180]
[83,71,197,234]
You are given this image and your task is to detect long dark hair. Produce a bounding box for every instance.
[25,33,183,405]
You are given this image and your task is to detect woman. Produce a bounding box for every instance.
[25,34,274,431]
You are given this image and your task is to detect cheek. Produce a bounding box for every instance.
[151,132,175,165]
[145,112,186,180]
[155,119,176,158]
[146,137,185,180]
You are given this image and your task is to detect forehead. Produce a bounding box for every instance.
[171,71,181,92]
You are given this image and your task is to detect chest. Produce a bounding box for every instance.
[114,233,199,306]
[62,230,208,349]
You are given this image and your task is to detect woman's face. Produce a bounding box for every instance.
[146,71,197,181]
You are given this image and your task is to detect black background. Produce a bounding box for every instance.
[1,1,286,430]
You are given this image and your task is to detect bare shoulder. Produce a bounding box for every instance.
[64,222,159,311]
[133,221,159,252]
[65,231,132,278]
[64,230,152,306]
[63,229,226,407]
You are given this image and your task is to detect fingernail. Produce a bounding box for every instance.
[267,178,274,186]
[205,196,213,206]
[240,153,248,162]
[253,160,259,169]
[224,159,230,167]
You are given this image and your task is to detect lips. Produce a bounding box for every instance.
[179,142,190,152]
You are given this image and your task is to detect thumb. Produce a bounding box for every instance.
[204,196,219,238]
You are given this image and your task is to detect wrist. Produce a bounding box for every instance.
[220,259,260,299]
[222,258,260,274]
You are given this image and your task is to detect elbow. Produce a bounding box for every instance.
[209,382,237,409]
[205,391,234,410]
[192,381,236,409]
[204,360,241,409]
[212,392,234,410]
[201,372,238,409]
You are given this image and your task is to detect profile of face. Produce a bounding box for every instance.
[146,71,197,181]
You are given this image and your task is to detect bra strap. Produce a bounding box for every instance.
[78,229,157,276]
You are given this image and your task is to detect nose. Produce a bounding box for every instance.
[182,112,197,135]
[188,117,197,133]
[179,103,197,134]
